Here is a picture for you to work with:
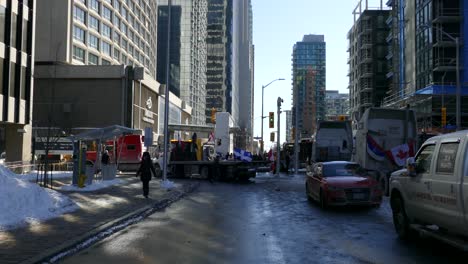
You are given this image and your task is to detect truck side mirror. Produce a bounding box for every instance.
[406,157,416,177]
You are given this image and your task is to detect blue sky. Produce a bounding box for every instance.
[252,0,363,149]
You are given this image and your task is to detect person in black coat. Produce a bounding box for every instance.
[136,151,157,198]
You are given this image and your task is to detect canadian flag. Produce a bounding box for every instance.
[390,143,410,167]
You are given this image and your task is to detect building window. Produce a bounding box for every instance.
[102,41,111,56]
[114,15,121,30]
[76,0,86,4]
[73,25,86,43]
[102,59,111,65]
[121,7,127,20]
[10,14,17,48]
[88,34,99,50]
[113,31,120,45]
[121,37,128,49]
[102,23,111,38]
[73,6,86,24]
[89,15,99,32]
[121,22,127,34]
[22,19,28,52]
[89,0,100,12]
[88,53,98,65]
[103,6,112,21]
[0,7,5,43]
[20,66,26,99]
[122,54,127,64]
[73,46,85,62]
[9,62,16,97]
[113,48,120,60]
[113,0,120,11]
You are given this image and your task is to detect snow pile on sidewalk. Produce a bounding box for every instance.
[0,165,77,230]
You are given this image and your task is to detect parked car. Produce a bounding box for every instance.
[305,161,383,208]
[390,130,468,249]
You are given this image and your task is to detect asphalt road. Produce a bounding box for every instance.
[62,173,468,264]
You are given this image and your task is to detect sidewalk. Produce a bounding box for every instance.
[0,174,199,264]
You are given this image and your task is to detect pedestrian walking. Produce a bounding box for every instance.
[101,150,110,165]
[136,151,157,198]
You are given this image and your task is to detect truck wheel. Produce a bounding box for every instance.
[380,174,389,196]
[391,195,413,240]
[200,166,210,179]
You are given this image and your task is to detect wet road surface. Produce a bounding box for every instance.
[63,173,468,263]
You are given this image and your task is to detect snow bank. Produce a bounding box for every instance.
[0,165,77,230]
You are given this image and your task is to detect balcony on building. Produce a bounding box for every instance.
[360,80,373,93]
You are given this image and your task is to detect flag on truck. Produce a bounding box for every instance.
[234,148,253,162]
[366,134,386,161]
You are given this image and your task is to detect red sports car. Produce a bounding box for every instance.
[305,161,382,208]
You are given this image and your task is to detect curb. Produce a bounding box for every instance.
[22,181,200,264]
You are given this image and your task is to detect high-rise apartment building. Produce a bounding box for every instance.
[0,0,36,162]
[383,0,467,132]
[36,0,157,77]
[325,90,350,120]
[348,1,390,121]
[156,0,208,125]
[292,34,326,138]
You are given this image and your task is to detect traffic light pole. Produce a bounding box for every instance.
[276,97,283,175]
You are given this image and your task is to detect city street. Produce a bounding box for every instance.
[61,173,468,264]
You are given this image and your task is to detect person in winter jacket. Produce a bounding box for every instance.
[136,151,157,198]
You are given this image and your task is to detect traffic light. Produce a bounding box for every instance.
[211,107,216,124]
[269,112,274,128]
[270,132,275,142]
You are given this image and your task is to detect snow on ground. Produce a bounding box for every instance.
[60,179,123,192]
[0,165,77,230]
[0,165,124,230]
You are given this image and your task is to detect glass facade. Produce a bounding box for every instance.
[156,0,208,125]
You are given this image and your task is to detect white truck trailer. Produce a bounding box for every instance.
[312,121,353,162]
[352,107,418,195]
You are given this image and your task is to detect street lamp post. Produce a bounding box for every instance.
[261,78,284,155]
[424,25,461,130]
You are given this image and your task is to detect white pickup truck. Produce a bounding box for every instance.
[389,130,468,250]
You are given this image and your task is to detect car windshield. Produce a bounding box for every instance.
[322,163,367,177]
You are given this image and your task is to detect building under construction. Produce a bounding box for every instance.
[348,0,391,122]
[383,0,467,133]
